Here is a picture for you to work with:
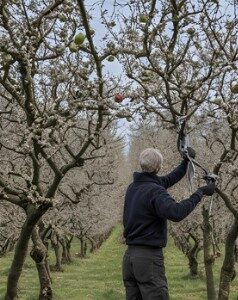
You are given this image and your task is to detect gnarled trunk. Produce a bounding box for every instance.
[31,227,53,300]
[234,237,238,263]
[218,217,238,300]
[187,250,199,277]
[5,207,46,300]
[187,233,200,277]
[51,233,63,271]
[61,239,69,264]
[83,240,87,257]
[66,236,73,262]
[88,236,95,253]
[202,206,216,300]
[79,237,86,258]
[0,235,14,257]
[61,236,72,264]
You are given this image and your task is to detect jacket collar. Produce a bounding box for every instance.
[133,171,160,184]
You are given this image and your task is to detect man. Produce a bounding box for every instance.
[122,148,215,300]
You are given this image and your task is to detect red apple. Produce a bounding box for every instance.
[114,93,124,103]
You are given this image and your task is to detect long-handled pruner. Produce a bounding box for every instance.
[176,116,218,191]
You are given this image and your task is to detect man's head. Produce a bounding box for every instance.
[139,148,163,174]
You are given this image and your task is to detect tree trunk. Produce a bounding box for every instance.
[38,222,52,282]
[54,244,63,271]
[61,236,72,264]
[42,240,52,283]
[83,240,87,257]
[218,217,238,300]
[234,237,238,263]
[88,237,95,253]
[187,233,200,277]
[5,207,45,300]
[8,237,16,253]
[51,233,63,272]
[202,206,216,300]
[61,238,70,264]
[80,237,84,258]
[0,236,13,256]
[66,237,73,262]
[31,227,53,300]
[188,251,198,277]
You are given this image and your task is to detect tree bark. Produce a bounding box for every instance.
[8,237,16,253]
[61,238,69,264]
[54,243,63,271]
[218,217,238,300]
[235,237,238,263]
[61,236,72,264]
[0,236,14,256]
[79,237,85,258]
[66,236,73,262]
[42,240,52,283]
[5,207,46,300]
[83,240,87,257]
[187,233,200,277]
[51,233,63,271]
[202,206,216,300]
[188,250,198,277]
[31,227,53,300]
[88,237,95,253]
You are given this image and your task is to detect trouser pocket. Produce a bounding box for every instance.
[152,257,168,288]
[132,256,154,283]
[122,253,131,282]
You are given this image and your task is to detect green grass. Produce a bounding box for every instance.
[0,225,238,300]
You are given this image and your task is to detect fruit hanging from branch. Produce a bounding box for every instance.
[114,93,124,103]
[59,15,67,22]
[1,53,12,65]
[231,83,238,94]
[126,116,132,122]
[212,98,223,105]
[89,28,95,35]
[187,28,196,36]
[107,55,115,62]
[74,33,86,45]
[141,70,151,82]
[76,90,83,98]
[69,42,78,52]
[139,14,149,23]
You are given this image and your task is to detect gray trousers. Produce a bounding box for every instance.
[122,245,169,300]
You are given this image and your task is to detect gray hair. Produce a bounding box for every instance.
[139,148,163,173]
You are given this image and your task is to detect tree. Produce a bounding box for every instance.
[0,203,23,256]
[102,1,237,298]
[0,1,131,299]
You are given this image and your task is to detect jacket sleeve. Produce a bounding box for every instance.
[150,187,203,222]
[158,159,188,189]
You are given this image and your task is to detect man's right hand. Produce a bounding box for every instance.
[187,147,196,159]
[198,182,216,196]
[182,147,196,161]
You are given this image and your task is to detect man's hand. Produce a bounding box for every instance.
[198,182,216,196]
[182,147,196,160]
[187,147,196,159]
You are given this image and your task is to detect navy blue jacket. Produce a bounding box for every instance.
[123,159,203,248]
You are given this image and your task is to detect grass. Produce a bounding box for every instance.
[0,225,237,300]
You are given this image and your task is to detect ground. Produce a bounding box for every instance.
[0,225,238,300]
